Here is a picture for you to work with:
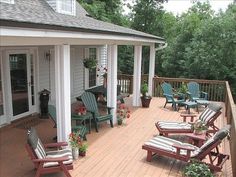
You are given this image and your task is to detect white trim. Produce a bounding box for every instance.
[0,52,7,125]
[0,27,165,45]
[132,45,142,107]
[4,49,35,121]
[107,45,117,123]
[148,44,155,96]
[0,0,14,4]
[55,45,71,142]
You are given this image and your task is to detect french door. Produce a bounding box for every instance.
[6,50,35,121]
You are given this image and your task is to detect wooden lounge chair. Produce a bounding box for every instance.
[25,127,73,177]
[142,125,230,172]
[81,92,113,132]
[155,103,222,136]
[48,104,88,140]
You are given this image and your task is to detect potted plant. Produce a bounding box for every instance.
[69,131,81,160]
[116,103,131,125]
[83,58,97,70]
[140,82,152,108]
[177,83,188,100]
[79,142,88,157]
[183,160,214,177]
[192,120,208,135]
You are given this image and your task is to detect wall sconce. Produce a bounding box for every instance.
[45,51,51,61]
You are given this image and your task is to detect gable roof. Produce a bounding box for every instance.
[0,0,165,43]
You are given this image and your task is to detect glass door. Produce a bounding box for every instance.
[9,53,30,117]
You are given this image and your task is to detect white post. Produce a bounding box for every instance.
[107,45,118,123]
[54,45,71,142]
[148,44,155,96]
[132,45,142,106]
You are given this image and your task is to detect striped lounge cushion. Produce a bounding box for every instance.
[144,136,200,157]
[43,148,73,168]
[199,108,216,124]
[157,121,192,130]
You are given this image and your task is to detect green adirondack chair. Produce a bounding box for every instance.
[187,82,208,101]
[48,105,88,140]
[81,92,113,132]
[161,82,185,111]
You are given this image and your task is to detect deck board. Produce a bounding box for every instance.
[0,97,232,177]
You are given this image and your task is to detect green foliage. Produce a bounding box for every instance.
[183,161,214,177]
[141,83,148,96]
[83,58,97,69]
[79,143,88,153]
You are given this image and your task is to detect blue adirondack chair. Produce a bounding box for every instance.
[161,82,185,111]
[187,82,208,101]
[81,92,113,132]
[48,105,88,140]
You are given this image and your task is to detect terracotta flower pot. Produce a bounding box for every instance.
[79,151,86,157]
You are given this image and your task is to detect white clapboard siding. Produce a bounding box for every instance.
[98,45,107,85]
[70,46,84,100]
[38,46,55,104]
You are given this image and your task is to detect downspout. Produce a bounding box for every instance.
[155,42,168,51]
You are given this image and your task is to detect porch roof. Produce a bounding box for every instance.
[0,0,165,43]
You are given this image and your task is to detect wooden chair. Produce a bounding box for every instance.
[48,104,88,140]
[161,82,185,111]
[155,103,222,136]
[142,125,230,172]
[81,92,113,132]
[187,82,208,101]
[25,127,73,177]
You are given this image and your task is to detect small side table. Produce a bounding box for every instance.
[71,112,93,133]
[186,133,207,147]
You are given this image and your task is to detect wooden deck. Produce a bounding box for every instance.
[0,97,232,177]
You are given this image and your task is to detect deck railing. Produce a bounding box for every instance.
[118,74,236,176]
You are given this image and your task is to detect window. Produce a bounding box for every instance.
[58,0,75,15]
[88,48,97,88]
[0,0,14,4]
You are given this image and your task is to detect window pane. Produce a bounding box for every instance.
[60,0,72,12]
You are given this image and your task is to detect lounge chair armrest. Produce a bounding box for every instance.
[172,143,195,157]
[33,156,69,163]
[172,143,195,151]
[107,107,114,114]
[200,91,208,100]
[163,93,173,98]
[44,142,68,148]
[180,114,197,122]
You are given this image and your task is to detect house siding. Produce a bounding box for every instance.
[38,46,85,104]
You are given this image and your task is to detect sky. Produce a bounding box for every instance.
[123,0,234,15]
[163,0,234,15]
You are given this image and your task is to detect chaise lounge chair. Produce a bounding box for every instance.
[155,103,222,136]
[25,127,73,177]
[142,125,230,172]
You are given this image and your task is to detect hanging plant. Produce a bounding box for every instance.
[83,58,97,70]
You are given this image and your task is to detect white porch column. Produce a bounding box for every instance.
[54,45,71,142]
[132,45,142,106]
[148,44,155,96]
[107,45,118,123]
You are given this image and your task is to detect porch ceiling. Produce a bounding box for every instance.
[0,27,165,46]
